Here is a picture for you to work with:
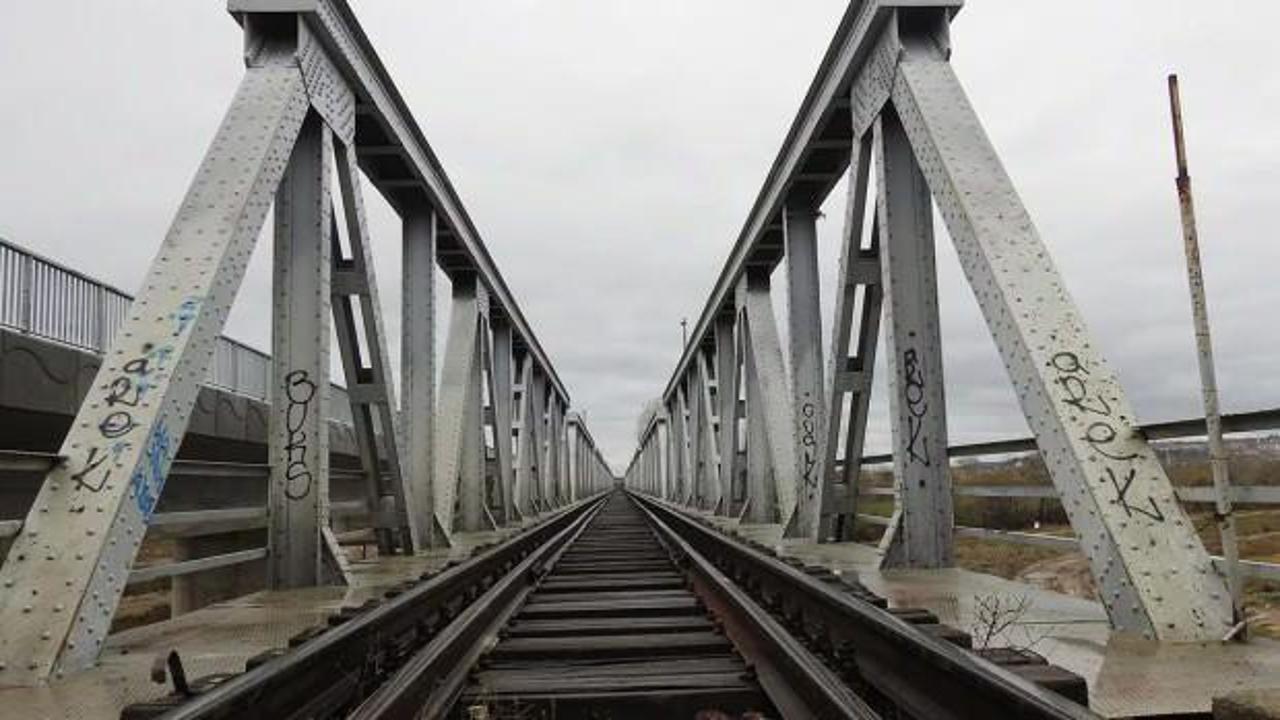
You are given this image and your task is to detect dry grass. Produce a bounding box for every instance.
[855,438,1280,638]
[954,537,1069,580]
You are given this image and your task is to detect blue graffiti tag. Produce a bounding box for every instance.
[130,423,173,520]
[170,296,202,338]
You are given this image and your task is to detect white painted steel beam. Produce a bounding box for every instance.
[269,112,335,589]
[331,140,419,552]
[695,350,722,510]
[736,272,798,524]
[656,414,671,501]
[818,134,881,542]
[676,384,695,505]
[401,208,448,547]
[529,367,550,512]
[782,206,825,539]
[873,105,953,569]
[714,316,737,516]
[489,318,516,524]
[0,50,311,681]
[435,276,492,535]
[514,356,546,516]
[888,15,1230,639]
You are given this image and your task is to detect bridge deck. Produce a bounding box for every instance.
[698,511,1280,718]
[0,528,517,719]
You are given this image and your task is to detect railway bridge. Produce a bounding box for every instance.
[0,1,1276,718]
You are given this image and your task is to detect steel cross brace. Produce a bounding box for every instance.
[817,134,883,543]
[331,140,421,555]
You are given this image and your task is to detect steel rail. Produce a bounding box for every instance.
[348,496,608,718]
[631,493,1096,720]
[154,495,606,720]
[634,498,880,719]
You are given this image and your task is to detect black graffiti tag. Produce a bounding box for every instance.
[1082,422,1141,462]
[903,348,931,466]
[1050,350,1161,522]
[1102,467,1166,522]
[1051,352,1112,417]
[799,401,818,496]
[283,370,317,501]
[70,446,111,492]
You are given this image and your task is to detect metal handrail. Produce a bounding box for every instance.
[0,237,352,423]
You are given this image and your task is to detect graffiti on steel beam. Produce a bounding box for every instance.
[800,397,818,497]
[1049,350,1164,523]
[169,296,202,338]
[69,340,177,495]
[283,369,318,501]
[903,347,931,466]
[129,422,172,520]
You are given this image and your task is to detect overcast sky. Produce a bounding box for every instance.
[2,1,1277,472]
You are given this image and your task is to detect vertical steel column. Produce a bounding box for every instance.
[435,274,491,536]
[0,50,310,681]
[478,316,501,519]
[728,315,748,517]
[489,318,517,524]
[528,367,549,512]
[656,413,671,500]
[688,365,706,506]
[783,205,825,539]
[874,106,953,569]
[676,383,695,505]
[545,396,563,507]
[558,404,571,503]
[889,22,1230,638]
[566,416,580,503]
[401,207,448,546]
[736,270,797,524]
[696,351,723,510]
[513,354,536,517]
[714,315,737,516]
[269,113,334,589]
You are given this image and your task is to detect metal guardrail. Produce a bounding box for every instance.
[0,237,352,423]
[0,451,372,585]
[849,408,1280,582]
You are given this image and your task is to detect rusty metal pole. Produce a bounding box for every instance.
[1167,74,1243,635]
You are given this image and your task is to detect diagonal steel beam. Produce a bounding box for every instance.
[0,52,311,681]
[889,13,1229,639]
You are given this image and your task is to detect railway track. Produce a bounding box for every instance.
[131,491,1094,719]
[453,495,768,717]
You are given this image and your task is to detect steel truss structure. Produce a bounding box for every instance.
[625,0,1232,642]
[0,0,612,683]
